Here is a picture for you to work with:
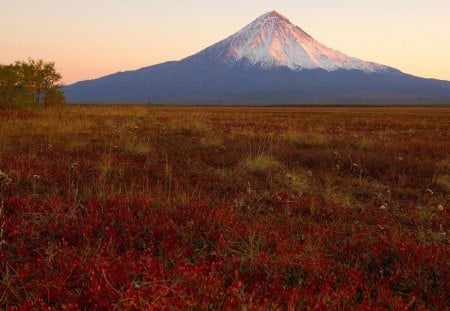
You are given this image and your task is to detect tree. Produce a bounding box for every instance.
[0,58,65,108]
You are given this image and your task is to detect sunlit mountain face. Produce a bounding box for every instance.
[64,11,450,104]
[193,11,390,73]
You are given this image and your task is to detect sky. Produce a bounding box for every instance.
[1,0,449,84]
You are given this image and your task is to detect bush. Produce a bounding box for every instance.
[0,58,65,108]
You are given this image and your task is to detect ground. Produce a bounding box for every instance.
[0,106,448,309]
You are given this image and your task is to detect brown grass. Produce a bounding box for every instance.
[0,105,448,309]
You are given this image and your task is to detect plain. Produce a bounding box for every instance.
[0,106,448,309]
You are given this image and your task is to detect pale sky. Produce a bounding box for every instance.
[1,0,449,84]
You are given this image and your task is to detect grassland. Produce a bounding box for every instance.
[0,105,448,309]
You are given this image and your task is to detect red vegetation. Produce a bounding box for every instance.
[0,106,448,309]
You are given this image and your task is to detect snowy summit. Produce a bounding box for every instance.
[64,10,450,104]
[196,11,387,73]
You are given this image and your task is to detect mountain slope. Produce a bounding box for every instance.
[191,11,390,73]
[64,11,450,104]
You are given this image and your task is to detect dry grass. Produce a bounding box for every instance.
[0,105,448,309]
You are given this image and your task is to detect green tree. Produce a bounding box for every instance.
[0,58,65,108]
[0,63,21,107]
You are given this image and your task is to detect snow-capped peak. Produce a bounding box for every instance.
[197,11,388,73]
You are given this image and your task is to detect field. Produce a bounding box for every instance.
[0,106,448,310]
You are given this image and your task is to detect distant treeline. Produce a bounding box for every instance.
[0,58,65,108]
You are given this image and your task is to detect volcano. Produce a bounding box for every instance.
[64,11,450,104]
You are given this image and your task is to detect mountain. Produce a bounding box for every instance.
[195,11,390,73]
[64,11,450,104]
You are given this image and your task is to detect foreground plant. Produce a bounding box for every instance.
[0,106,448,309]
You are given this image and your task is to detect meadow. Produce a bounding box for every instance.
[0,105,448,310]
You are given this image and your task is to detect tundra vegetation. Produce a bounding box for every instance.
[0,105,448,309]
